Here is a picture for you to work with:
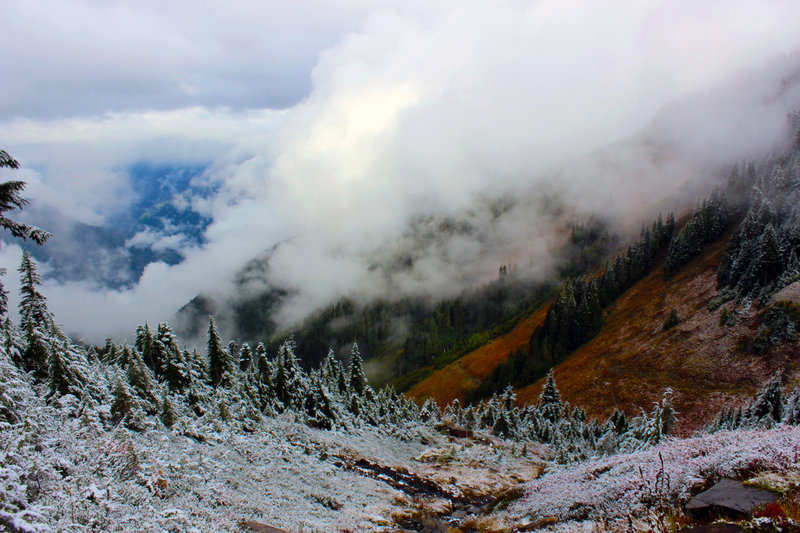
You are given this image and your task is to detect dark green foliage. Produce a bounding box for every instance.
[719,307,735,327]
[662,309,680,331]
[18,250,51,334]
[22,327,49,378]
[123,345,158,412]
[716,148,800,299]
[239,342,252,372]
[665,184,741,278]
[708,376,800,432]
[470,211,674,402]
[161,392,177,428]
[348,343,366,396]
[207,317,235,388]
[47,341,106,402]
[537,370,562,423]
[0,152,51,245]
[750,301,800,355]
[710,376,797,432]
[0,151,49,322]
[110,378,135,425]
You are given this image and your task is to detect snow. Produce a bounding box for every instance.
[500,425,800,531]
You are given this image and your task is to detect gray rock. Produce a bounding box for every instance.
[686,479,776,515]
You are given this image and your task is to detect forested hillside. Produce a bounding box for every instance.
[409,127,800,432]
[4,126,800,532]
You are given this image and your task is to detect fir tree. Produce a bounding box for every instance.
[110,378,136,425]
[161,391,177,428]
[0,151,49,321]
[207,317,234,388]
[239,342,252,372]
[348,343,366,396]
[18,250,50,333]
[748,376,784,426]
[537,369,562,422]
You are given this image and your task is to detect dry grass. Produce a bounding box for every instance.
[516,236,800,434]
[407,305,549,405]
[412,233,800,434]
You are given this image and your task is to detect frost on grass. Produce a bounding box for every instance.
[502,425,800,529]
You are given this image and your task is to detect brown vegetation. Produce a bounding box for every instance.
[412,235,800,434]
[407,305,549,405]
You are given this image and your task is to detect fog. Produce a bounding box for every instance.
[2,1,800,343]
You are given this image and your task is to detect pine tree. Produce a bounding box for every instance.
[18,250,51,333]
[135,324,153,363]
[348,343,366,396]
[161,391,177,428]
[207,317,234,388]
[111,378,136,425]
[538,369,562,422]
[0,152,50,323]
[239,342,252,372]
[748,376,784,425]
[0,152,51,245]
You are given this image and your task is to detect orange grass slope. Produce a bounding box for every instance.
[407,304,550,406]
[516,237,800,434]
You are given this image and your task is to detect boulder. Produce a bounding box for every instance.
[239,519,290,533]
[686,479,776,519]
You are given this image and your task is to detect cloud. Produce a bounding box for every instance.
[0,0,400,120]
[3,0,800,343]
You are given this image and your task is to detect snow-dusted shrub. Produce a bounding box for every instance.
[508,425,800,526]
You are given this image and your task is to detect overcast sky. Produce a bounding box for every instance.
[2,0,800,343]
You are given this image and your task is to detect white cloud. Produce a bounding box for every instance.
[3,0,800,343]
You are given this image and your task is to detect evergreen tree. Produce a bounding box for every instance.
[207,317,234,388]
[18,250,50,333]
[239,342,252,372]
[161,391,177,428]
[538,369,562,422]
[748,376,784,426]
[110,378,136,425]
[348,343,366,396]
[0,152,51,245]
[135,324,153,363]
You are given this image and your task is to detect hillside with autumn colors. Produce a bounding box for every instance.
[408,143,800,435]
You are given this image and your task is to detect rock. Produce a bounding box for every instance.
[686,479,776,518]
[678,524,745,533]
[514,516,557,531]
[239,519,290,533]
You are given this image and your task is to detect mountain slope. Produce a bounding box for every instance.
[406,304,549,405]
[410,231,800,433]
[517,237,800,434]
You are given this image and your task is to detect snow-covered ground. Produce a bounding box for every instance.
[5,377,800,533]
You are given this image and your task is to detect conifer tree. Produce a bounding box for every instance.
[111,378,136,425]
[239,342,252,372]
[0,152,51,245]
[207,317,234,388]
[124,345,158,412]
[348,343,366,396]
[135,324,153,363]
[18,250,50,333]
[538,369,562,422]
[161,391,177,428]
[0,152,50,321]
[748,376,784,425]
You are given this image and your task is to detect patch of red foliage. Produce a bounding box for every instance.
[407,305,549,406]
[516,237,800,435]
[411,232,800,435]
